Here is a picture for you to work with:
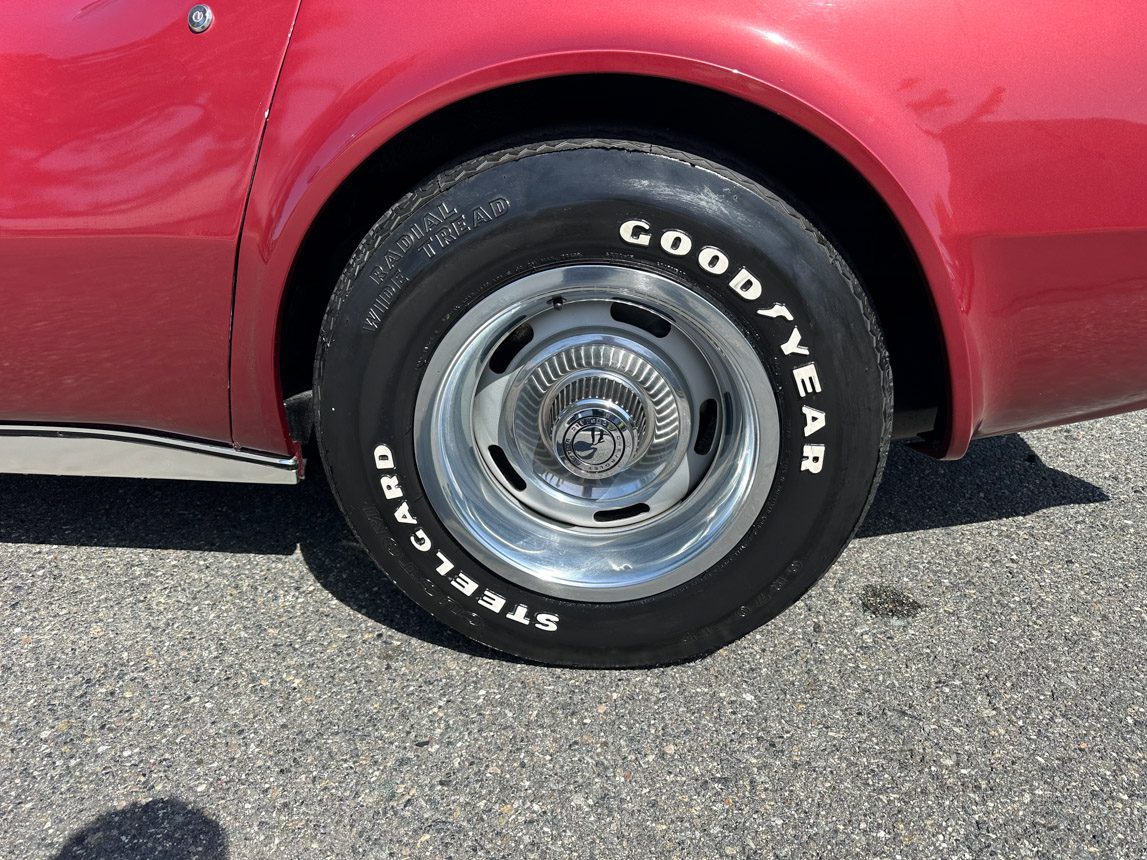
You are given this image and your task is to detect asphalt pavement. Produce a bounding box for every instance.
[1,414,1144,859]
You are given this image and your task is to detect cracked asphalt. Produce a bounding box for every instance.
[1,414,1144,859]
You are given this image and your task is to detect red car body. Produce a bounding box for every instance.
[3,0,1146,473]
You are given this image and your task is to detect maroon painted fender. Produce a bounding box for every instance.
[229,0,1147,459]
[3,2,1146,462]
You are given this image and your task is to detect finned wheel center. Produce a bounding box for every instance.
[544,372,649,479]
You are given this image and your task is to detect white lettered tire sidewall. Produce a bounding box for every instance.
[315,141,891,667]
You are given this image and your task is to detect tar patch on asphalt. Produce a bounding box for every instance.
[860,584,924,619]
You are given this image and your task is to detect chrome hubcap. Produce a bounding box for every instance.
[547,370,649,479]
[414,265,780,601]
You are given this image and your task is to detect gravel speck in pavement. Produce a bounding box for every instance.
[1,415,1144,858]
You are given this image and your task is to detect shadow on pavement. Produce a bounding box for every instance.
[0,433,1108,656]
[53,797,226,860]
[859,434,1108,537]
[0,458,503,659]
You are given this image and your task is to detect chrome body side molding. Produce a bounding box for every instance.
[0,425,299,484]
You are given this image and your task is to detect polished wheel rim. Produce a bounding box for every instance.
[414,265,780,601]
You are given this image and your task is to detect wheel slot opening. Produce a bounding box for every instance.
[593,503,650,523]
[488,323,534,374]
[694,398,718,455]
[487,445,527,491]
[609,302,672,338]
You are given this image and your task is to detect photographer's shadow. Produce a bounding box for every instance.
[53,798,226,860]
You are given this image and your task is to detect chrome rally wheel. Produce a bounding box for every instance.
[415,265,779,601]
[315,140,891,667]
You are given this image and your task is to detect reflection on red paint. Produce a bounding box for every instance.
[0,1,299,442]
[2,1,1145,458]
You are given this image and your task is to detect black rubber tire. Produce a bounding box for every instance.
[315,140,891,667]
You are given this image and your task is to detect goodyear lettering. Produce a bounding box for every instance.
[619,219,830,476]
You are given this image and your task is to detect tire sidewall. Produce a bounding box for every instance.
[317,143,887,666]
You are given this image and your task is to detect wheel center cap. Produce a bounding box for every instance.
[557,406,632,477]
[545,371,650,480]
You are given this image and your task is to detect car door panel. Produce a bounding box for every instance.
[0,0,299,442]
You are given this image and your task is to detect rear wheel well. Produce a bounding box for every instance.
[278,74,946,441]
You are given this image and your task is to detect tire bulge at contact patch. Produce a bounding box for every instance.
[619,218,828,473]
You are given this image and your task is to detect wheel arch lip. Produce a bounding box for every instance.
[230,40,975,459]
